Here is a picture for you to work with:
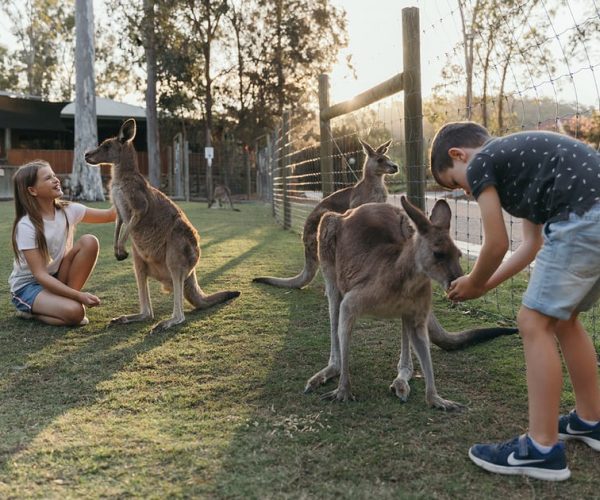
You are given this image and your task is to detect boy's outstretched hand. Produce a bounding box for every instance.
[447,275,486,301]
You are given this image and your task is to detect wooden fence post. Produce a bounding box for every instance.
[402,7,425,211]
[281,111,291,229]
[319,74,334,197]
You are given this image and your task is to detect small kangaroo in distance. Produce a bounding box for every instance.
[85,118,240,333]
[306,197,471,409]
[208,184,240,211]
[253,138,396,289]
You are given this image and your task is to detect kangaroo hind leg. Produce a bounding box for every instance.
[110,252,153,326]
[305,277,342,394]
[389,318,414,402]
[409,317,464,411]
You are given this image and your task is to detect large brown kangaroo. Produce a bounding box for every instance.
[85,118,240,333]
[306,198,493,409]
[253,138,396,289]
[254,139,516,350]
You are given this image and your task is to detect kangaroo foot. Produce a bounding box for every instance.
[304,365,340,394]
[389,378,411,402]
[426,394,465,412]
[150,316,185,333]
[321,386,356,402]
[109,313,152,326]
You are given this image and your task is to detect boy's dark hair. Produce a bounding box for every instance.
[429,121,491,187]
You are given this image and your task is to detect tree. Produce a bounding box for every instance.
[71,0,104,201]
[143,0,161,188]
[0,44,19,91]
[0,0,75,99]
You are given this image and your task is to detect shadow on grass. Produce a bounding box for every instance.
[0,316,179,468]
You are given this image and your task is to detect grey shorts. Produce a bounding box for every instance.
[523,203,600,320]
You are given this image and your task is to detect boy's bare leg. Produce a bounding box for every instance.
[57,234,99,290]
[518,306,563,446]
[556,314,600,422]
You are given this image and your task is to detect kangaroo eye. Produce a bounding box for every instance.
[377,158,384,163]
[433,251,445,260]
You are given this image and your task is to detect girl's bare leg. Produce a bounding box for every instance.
[57,234,99,290]
[31,235,100,326]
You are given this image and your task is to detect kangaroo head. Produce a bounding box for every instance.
[400,196,463,290]
[359,139,399,178]
[85,118,137,166]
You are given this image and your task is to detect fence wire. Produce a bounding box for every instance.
[257,0,600,343]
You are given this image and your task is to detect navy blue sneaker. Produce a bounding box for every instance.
[558,410,600,451]
[468,434,570,481]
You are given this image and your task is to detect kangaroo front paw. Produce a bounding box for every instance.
[321,387,356,402]
[115,250,129,261]
[427,394,465,412]
[389,378,411,402]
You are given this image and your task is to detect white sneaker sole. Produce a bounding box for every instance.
[558,432,600,451]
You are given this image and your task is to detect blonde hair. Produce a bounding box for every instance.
[11,160,70,264]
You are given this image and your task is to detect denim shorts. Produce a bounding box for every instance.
[11,281,45,313]
[523,203,600,320]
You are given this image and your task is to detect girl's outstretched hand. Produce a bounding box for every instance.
[79,291,101,307]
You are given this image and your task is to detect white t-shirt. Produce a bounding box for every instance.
[9,203,87,293]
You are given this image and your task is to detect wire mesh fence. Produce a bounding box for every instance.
[256,1,600,343]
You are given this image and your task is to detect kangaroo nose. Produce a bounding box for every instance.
[390,163,399,173]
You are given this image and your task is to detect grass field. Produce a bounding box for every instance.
[0,200,598,498]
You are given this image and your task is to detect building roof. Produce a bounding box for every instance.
[0,94,147,131]
[61,97,146,120]
[0,94,70,131]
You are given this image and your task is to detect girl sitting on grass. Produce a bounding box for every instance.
[9,160,116,326]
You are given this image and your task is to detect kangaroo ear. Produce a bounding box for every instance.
[375,139,392,154]
[430,199,452,231]
[400,195,431,234]
[118,118,137,143]
[358,139,376,157]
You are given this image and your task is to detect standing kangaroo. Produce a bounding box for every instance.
[254,138,396,289]
[85,118,240,332]
[254,139,516,350]
[208,184,240,211]
[306,198,479,409]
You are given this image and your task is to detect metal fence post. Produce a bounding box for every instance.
[281,111,291,229]
[319,74,334,197]
[402,6,424,211]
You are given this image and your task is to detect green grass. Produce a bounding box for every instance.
[0,200,598,498]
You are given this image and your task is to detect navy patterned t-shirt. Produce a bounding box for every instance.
[467,131,600,224]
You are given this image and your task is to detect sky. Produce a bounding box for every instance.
[1,1,598,109]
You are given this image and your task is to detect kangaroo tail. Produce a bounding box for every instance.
[184,272,240,309]
[253,216,320,289]
[427,312,518,351]
[252,244,319,288]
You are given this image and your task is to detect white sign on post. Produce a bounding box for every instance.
[204,146,214,160]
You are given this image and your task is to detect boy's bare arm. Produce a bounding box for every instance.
[448,186,508,301]
[484,219,543,290]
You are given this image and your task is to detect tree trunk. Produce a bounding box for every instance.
[72,0,104,201]
[143,0,161,189]
[203,0,213,200]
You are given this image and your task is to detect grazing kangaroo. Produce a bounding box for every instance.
[85,118,240,332]
[208,184,240,211]
[305,197,485,409]
[254,139,516,351]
